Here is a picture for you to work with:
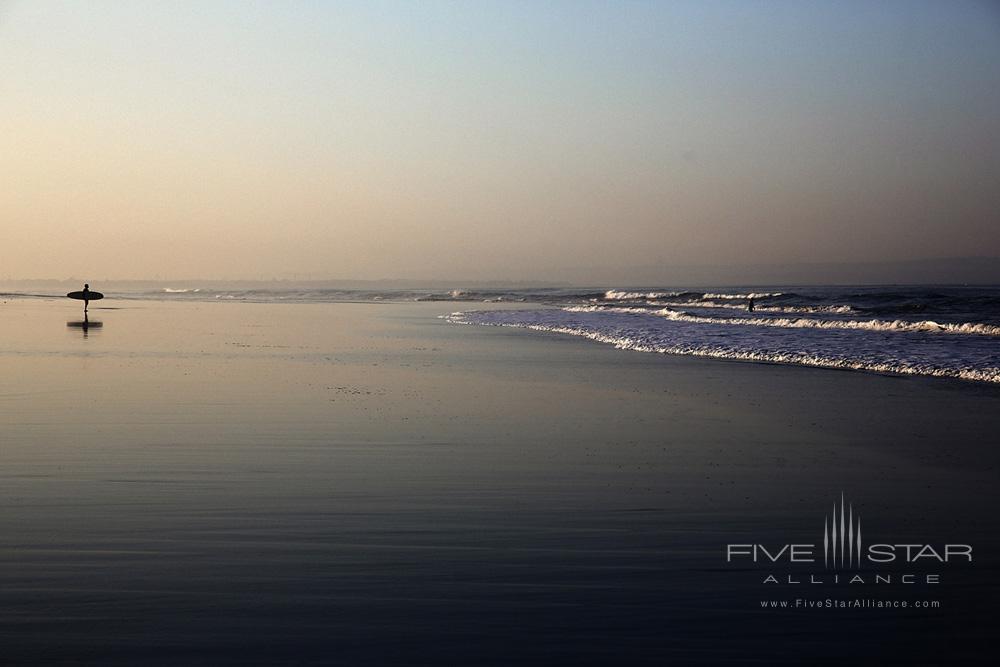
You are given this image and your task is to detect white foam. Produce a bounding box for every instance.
[702,292,783,299]
[565,305,1000,337]
[603,289,683,301]
[649,300,855,314]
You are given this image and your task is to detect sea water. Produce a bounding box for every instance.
[25,284,993,383]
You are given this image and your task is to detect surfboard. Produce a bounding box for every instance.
[67,291,104,301]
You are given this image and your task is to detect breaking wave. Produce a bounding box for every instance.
[565,305,1000,337]
[446,308,1000,384]
[602,290,685,301]
[646,300,855,314]
[701,291,784,300]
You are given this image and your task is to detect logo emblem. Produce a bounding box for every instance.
[823,494,861,569]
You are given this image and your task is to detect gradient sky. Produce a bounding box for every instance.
[2,0,998,281]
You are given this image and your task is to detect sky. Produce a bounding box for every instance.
[1,0,998,282]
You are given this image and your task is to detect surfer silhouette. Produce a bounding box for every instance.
[67,284,103,312]
[747,296,755,312]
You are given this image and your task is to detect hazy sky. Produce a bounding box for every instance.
[2,0,998,281]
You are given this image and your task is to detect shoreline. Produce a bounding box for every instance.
[7,295,1000,389]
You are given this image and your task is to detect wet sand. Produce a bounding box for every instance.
[2,299,998,664]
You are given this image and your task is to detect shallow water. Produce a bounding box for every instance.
[1,299,998,664]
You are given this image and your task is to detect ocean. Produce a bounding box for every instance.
[8,284,997,383]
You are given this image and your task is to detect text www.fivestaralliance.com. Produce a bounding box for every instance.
[761,599,941,609]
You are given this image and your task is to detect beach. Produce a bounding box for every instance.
[2,296,999,664]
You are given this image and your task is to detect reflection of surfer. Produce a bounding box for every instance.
[67,312,102,336]
[747,296,755,312]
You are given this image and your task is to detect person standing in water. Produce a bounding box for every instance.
[747,296,755,312]
[82,283,91,313]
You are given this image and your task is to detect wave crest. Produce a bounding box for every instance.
[701,292,784,299]
[565,305,1000,337]
[603,289,684,301]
